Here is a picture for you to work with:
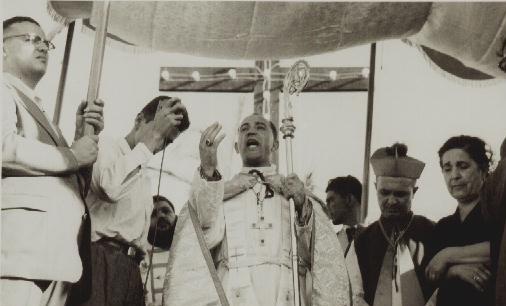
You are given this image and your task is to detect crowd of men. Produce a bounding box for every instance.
[2,15,505,306]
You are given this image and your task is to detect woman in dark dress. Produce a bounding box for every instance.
[425,135,493,306]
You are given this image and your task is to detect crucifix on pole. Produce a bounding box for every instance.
[159,56,373,220]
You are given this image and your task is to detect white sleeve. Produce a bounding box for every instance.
[92,140,153,202]
[189,170,226,249]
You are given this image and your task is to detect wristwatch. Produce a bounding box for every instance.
[199,166,222,181]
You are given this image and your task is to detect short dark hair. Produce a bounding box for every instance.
[438,135,493,173]
[326,175,362,203]
[152,195,175,213]
[139,96,190,132]
[3,16,40,32]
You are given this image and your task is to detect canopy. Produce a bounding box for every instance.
[48,1,506,81]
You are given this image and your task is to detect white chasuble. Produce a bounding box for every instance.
[163,166,351,306]
[220,180,295,306]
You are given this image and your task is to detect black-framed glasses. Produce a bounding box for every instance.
[3,33,55,50]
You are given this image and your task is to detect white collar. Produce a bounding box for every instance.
[333,224,345,234]
[240,165,278,176]
[3,73,42,106]
[333,224,360,234]
[119,137,134,154]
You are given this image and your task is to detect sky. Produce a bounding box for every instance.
[3,1,506,223]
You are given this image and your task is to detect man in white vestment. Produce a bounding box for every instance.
[163,114,351,306]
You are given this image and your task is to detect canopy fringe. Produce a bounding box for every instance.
[46,2,74,26]
[403,39,501,88]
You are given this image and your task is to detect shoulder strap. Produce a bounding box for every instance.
[188,204,230,306]
[13,88,66,147]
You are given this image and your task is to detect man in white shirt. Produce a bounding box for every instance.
[79,96,189,306]
[2,16,104,306]
[326,176,368,306]
[326,175,364,256]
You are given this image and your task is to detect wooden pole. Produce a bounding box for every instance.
[84,1,111,135]
[53,21,75,126]
[361,43,377,222]
[253,60,265,115]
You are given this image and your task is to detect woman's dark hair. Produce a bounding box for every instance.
[438,135,493,173]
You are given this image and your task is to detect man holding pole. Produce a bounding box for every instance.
[163,114,350,306]
[2,16,104,306]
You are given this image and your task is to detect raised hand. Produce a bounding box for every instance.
[199,122,226,177]
[153,97,184,139]
[71,135,99,167]
[141,98,187,153]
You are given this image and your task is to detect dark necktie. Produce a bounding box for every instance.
[345,227,356,244]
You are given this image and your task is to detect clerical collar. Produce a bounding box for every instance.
[3,73,42,108]
[240,165,277,176]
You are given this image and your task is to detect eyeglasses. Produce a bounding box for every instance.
[3,33,55,50]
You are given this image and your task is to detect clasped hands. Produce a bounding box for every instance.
[225,172,308,212]
[425,248,491,292]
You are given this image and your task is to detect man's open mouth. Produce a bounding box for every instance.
[246,138,260,149]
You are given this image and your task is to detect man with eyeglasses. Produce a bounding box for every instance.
[2,16,104,306]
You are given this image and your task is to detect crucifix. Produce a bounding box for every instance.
[159,51,375,220]
[250,181,274,247]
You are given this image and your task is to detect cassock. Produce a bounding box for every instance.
[163,166,351,306]
[354,214,435,306]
